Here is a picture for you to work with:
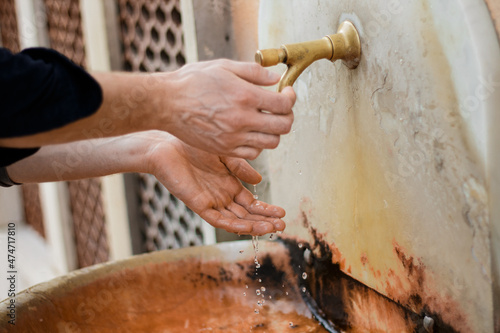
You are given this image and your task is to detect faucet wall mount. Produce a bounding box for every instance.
[255,21,361,92]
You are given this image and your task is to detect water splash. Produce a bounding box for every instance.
[252,236,260,269]
[253,184,258,200]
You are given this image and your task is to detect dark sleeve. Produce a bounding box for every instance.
[0,47,103,138]
[0,47,103,167]
[0,147,39,167]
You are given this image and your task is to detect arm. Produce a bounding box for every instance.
[6,131,285,235]
[0,60,295,160]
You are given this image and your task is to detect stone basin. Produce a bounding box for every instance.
[0,240,327,333]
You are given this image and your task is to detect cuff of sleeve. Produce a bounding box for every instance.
[0,167,21,187]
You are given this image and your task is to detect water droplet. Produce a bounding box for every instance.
[285,292,289,296]
[245,284,249,289]
[301,287,306,293]
[243,292,246,296]
[252,236,260,270]
[289,322,294,327]
[254,309,259,314]
[258,279,262,283]
[257,301,263,306]
[253,184,259,200]
[282,284,285,288]
[269,234,274,240]
[295,160,299,165]
[302,272,308,280]
[277,231,283,234]
[256,290,261,296]
[299,170,302,175]
[261,286,266,292]
[239,250,244,254]
[298,243,303,249]
[269,295,272,299]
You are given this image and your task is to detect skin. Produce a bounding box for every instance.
[1,59,296,235]
[7,131,286,236]
[0,60,296,160]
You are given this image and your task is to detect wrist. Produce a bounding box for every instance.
[128,72,178,134]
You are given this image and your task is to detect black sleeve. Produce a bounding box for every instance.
[0,47,103,167]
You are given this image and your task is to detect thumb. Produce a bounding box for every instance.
[221,157,262,185]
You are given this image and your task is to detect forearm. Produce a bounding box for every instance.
[0,72,173,148]
[6,134,151,183]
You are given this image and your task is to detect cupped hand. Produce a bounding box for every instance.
[163,59,296,160]
[143,131,286,236]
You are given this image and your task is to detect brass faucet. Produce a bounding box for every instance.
[255,21,361,92]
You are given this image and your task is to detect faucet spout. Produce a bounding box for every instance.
[255,21,361,92]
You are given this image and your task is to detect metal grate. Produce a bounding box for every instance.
[43,0,86,67]
[67,179,109,267]
[0,0,20,52]
[43,0,109,267]
[117,0,207,251]
[118,0,186,72]
[139,174,204,251]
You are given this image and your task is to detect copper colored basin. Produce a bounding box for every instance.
[0,241,326,333]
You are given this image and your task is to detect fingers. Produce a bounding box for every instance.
[230,146,262,160]
[235,188,286,219]
[254,86,297,116]
[201,209,281,236]
[221,61,281,86]
[227,202,286,232]
[241,111,294,135]
[222,60,296,115]
[221,157,262,184]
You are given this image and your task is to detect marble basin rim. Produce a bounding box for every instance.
[0,240,326,333]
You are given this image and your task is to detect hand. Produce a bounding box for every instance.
[0,60,296,161]
[144,131,286,235]
[162,60,296,160]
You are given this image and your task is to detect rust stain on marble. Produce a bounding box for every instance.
[284,210,470,332]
